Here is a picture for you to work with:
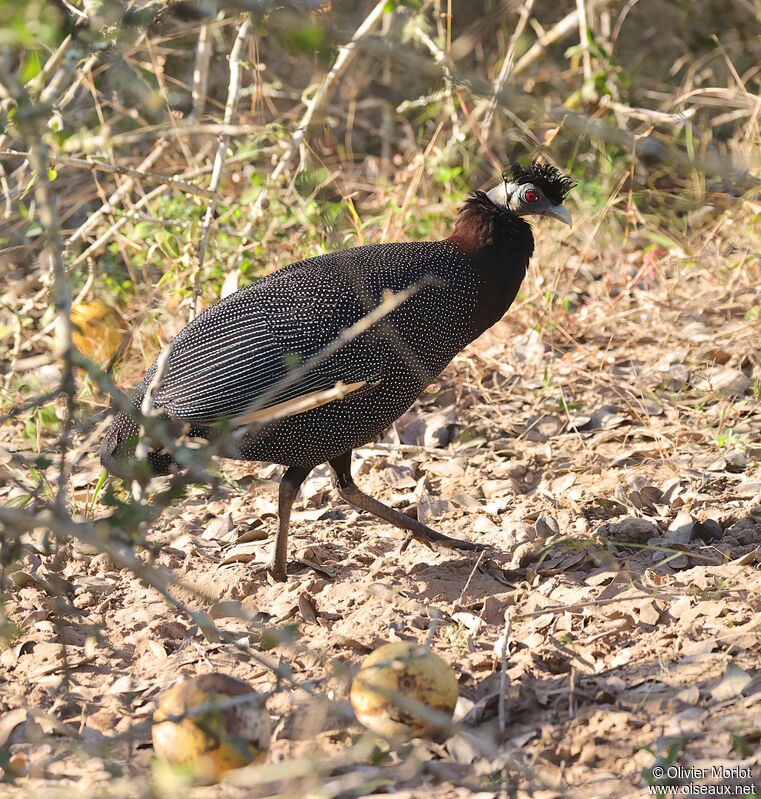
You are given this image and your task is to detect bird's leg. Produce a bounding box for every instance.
[269,465,312,582]
[329,451,482,552]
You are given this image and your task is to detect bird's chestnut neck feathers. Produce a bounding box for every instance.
[448,162,574,256]
[447,191,534,259]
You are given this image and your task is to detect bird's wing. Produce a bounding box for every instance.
[147,265,378,425]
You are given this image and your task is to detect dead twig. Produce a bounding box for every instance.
[190,15,251,320]
[498,609,512,738]
[191,14,215,121]
[0,150,217,199]
[575,0,592,83]
[457,548,486,606]
[410,25,460,147]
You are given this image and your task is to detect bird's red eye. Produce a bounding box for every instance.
[525,190,539,203]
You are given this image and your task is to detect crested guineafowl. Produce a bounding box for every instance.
[102,161,575,580]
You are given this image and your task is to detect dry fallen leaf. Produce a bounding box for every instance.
[711,664,752,701]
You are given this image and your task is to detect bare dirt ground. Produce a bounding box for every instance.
[1,230,760,798]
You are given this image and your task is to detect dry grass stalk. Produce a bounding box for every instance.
[0,150,217,199]
[191,14,215,121]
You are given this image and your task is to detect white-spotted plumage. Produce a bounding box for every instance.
[104,239,495,469]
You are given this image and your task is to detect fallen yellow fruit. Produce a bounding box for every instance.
[152,673,270,781]
[70,300,127,366]
[350,641,458,738]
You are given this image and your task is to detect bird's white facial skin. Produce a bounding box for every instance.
[486,180,572,227]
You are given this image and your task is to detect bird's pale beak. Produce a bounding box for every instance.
[546,204,572,227]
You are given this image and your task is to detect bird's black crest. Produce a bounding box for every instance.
[503,161,576,206]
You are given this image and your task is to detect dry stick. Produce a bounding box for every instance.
[498,609,512,738]
[379,8,393,172]
[250,0,389,220]
[190,15,250,321]
[0,162,10,217]
[424,607,442,647]
[513,9,581,78]
[457,548,486,606]
[62,122,265,150]
[191,15,215,120]
[514,592,672,621]
[575,0,593,83]
[599,99,696,127]
[58,52,99,111]
[481,0,537,142]
[232,379,370,426]
[30,34,73,97]
[0,150,217,199]
[568,666,577,720]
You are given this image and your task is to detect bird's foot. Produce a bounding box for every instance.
[246,561,288,583]
[267,567,288,583]
[400,524,485,554]
[266,559,288,583]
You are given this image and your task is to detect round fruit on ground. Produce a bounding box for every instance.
[152,673,269,781]
[350,641,458,738]
[70,301,127,366]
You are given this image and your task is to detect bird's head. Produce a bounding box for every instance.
[486,161,575,227]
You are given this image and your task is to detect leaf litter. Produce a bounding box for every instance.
[1,234,760,798]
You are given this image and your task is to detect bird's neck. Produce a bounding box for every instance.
[446,192,534,262]
[444,192,535,331]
